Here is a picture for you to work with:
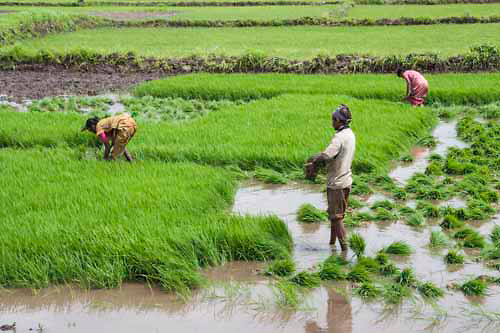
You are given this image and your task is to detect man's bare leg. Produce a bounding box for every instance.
[329,220,337,246]
[332,218,348,251]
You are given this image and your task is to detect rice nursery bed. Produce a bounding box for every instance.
[12,24,500,58]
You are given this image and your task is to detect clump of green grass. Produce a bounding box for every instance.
[382,241,412,256]
[289,271,321,288]
[319,263,347,281]
[399,206,416,217]
[347,265,371,283]
[254,168,288,184]
[460,278,488,296]
[406,212,424,227]
[440,214,464,229]
[383,283,411,304]
[265,258,296,277]
[429,230,448,247]
[371,200,394,210]
[417,281,444,299]
[454,228,485,248]
[349,233,366,257]
[444,250,464,264]
[395,268,417,287]
[400,154,414,163]
[425,161,443,176]
[356,282,382,299]
[296,204,327,223]
[392,188,408,200]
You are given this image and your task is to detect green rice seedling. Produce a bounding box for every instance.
[444,250,465,264]
[417,281,444,299]
[347,265,371,283]
[296,204,328,223]
[392,188,408,201]
[453,228,480,240]
[349,233,366,257]
[440,214,464,229]
[289,271,321,288]
[399,206,416,217]
[490,225,500,245]
[372,175,397,192]
[371,200,394,210]
[425,161,444,176]
[460,278,488,296]
[265,258,296,277]
[429,153,444,162]
[324,255,349,267]
[406,212,424,227]
[357,257,380,273]
[254,168,288,184]
[319,263,348,281]
[400,154,414,163]
[479,190,499,204]
[383,283,411,304]
[417,136,437,148]
[406,174,434,193]
[379,263,400,276]
[383,241,412,256]
[395,268,417,287]
[373,207,398,221]
[417,201,441,218]
[274,281,300,309]
[463,233,486,249]
[348,197,364,209]
[480,245,500,260]
[352,211,376,222]
[429,230,448,247]
[375,252,389,265]
[356,282,382,299]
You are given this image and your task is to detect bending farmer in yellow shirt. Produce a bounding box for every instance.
[305,104,356,251]
[81,114,137,162]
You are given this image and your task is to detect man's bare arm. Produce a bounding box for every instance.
[103,143,111,160]
[124,148,133,162]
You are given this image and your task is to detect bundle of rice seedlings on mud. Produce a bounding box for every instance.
[348,197,364,209]
[417,201,441,218]
[352,211,376,222]
[349,233,366,257]
[383,283,411,304]
[356,282,382,299]
[323,254,349,266]
[289,271,321,288]
[356,257,380,273]
[417,281,444,299]
[265,258,296,277]
[440,214,464,229]
[375,252,389,265]
[429,230,448,247]
[399,206,416,217]
[392,188,408,200]
[382,241,412,256]
[371,200,394,210]
[373,207,398,221]
[400,154,414,163]
[444,250,465,264]
[395,268,417,287]
[347,265,371,283]
[319,262,347,281]
[490,225,500,245]
[254,167,287,184]
[379,263,400,276]
[297,204,327,223]
[460,278,488,296]
[406,212,424,227]
[454,228,485,248]
[481,245,500,260]
[274,281,299,308]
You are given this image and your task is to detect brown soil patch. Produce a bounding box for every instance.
[0,10,15,14]
[87,11,178,21]
[0,69,168,101]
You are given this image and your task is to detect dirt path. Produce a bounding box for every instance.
[0,69,168,101]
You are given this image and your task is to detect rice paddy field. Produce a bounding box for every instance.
[0,0,499,332]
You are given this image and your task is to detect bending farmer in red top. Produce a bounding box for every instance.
[305,104,356,251]
[81,114,137,162]
[397,69,429,106]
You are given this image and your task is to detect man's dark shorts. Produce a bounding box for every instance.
[327,187,351,220]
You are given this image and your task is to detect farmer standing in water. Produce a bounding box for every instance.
[397,68,429,106]
[81,114,137,162]
[305,104,356,251]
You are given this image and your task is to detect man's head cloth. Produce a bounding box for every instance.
[81,117,100,131]
[333,104,352,125]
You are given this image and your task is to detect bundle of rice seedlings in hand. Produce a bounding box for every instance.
[349,233,366,257]
[297,204,328,223]
[265,258,296,277]
[417,281,444,299]
[289,271,321,288]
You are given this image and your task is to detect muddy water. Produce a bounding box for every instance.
[390,120,469,185]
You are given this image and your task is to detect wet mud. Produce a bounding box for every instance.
[0,70,168,102]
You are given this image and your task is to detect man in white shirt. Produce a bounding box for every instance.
[305,104,356,251]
